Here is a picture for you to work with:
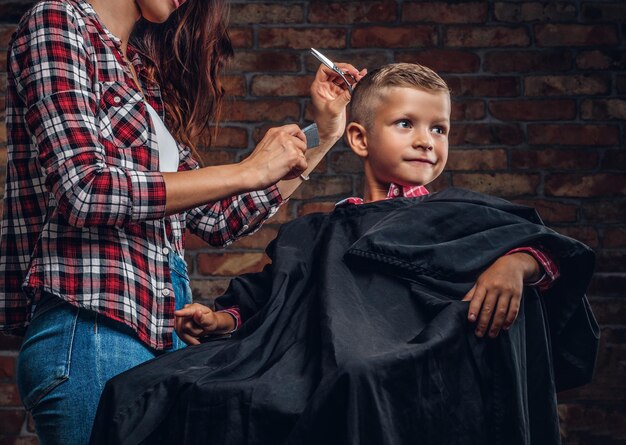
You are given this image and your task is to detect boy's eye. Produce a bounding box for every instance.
[395,119,412,129]
[432,126,447,135]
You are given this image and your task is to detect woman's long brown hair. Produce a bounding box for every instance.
[132,0,234,162]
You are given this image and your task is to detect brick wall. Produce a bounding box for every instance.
[1,0,625,443]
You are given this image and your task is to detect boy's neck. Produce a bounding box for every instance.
[363,179,392,203]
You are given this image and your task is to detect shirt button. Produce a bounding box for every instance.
[162,247,170,255]
[113,96,121,104]
[162,288,170,297]
[241,224,249,232]
[393,188,400,196]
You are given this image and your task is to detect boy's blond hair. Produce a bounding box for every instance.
[349,63,450,129]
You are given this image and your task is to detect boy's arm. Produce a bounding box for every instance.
[462,250,553,339]
[174,303,237,345]
[505,246,560,291]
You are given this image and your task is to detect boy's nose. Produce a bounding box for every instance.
[412,129,434,150]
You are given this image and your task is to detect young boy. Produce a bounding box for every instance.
[177,64,556,342]
[91,64,598,445]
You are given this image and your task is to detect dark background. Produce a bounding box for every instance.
[0,1,624,443]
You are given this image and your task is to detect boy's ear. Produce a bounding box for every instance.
[346,122,368,159]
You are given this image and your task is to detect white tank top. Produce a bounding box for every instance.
[145,101,179,173]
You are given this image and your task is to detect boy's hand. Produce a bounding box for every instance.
[462,253,541,338]
[174,303,235,345]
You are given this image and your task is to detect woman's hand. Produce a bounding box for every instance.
[239,124,308,189]
[174,303,235,345]
[310,63,367,144]
[462,252,542,338]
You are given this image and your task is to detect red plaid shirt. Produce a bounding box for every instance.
[336,184,559,290]
[1,0,282,349]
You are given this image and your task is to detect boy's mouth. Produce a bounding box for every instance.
[406,158,435,165]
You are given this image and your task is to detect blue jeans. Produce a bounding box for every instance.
[16,251,192,445]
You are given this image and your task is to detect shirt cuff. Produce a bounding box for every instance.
[234,184,283,237]
[217,306,242,333]
[506,246,560,292]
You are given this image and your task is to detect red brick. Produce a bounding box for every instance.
[588,297,626,324]
[308,1,396,24]
[221,75,246,97]
[229,3,304,25]
[195,149,237,169]
[582,2,626,22]
[446,76,519,97]
[402,2,487,23]
[206,126,248,150]
[0,4,34,23]
[446,149,507,171]
[0,383,21,407]
[524,75,610,96]
[588,274,626,297]
[511,149,599,171]
[490,99,576,121]
[545,174,626,197]
[512,199,579,224]
[602,150,626,171]
[445,26,530,48]
[189,279,231,305]
[581,99,626,121]
[534,24,619,47]
[330,151,362,174]
[233,226,279,250]
[352,26,437,48]
[559,403,626,440]
[583,201,626,224]
[0,409,25,435]
[223,99,300,122]
[428,174,451,192]
[251,75,314,97]
[269,203,295,224]
[553,226,599,248]
[291,176,353,200]
[184,231,207,251]
[306,51,389,74]
[395,50,480,73]
[618,75,626,94]
[259,28,346,49]
[298,202,337,216]
[226,51,300,73]
[452,173,539,196]
[0,356,16,379]
[450,124,524,146]
[576,50,626,70]
[484,50,573,73]
[528,125,619,146]
[197,252,269,276]
[451,100,485,121]
[494,2,577,22]
[229,28,254,49]
[604,228,626,249]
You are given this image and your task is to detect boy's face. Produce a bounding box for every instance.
[350,86,450,191]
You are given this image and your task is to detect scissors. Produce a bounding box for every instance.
[310,48,356,94]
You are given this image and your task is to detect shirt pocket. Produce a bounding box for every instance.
[98,81,149,149]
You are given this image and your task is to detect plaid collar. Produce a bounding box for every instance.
[335,184,430,207]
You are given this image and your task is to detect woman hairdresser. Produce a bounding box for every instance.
[0,0,363,443]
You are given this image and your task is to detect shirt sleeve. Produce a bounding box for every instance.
[11,2,166,228]
[216,306,242,332]
[506,246,560,292]
[179,145,284,247]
